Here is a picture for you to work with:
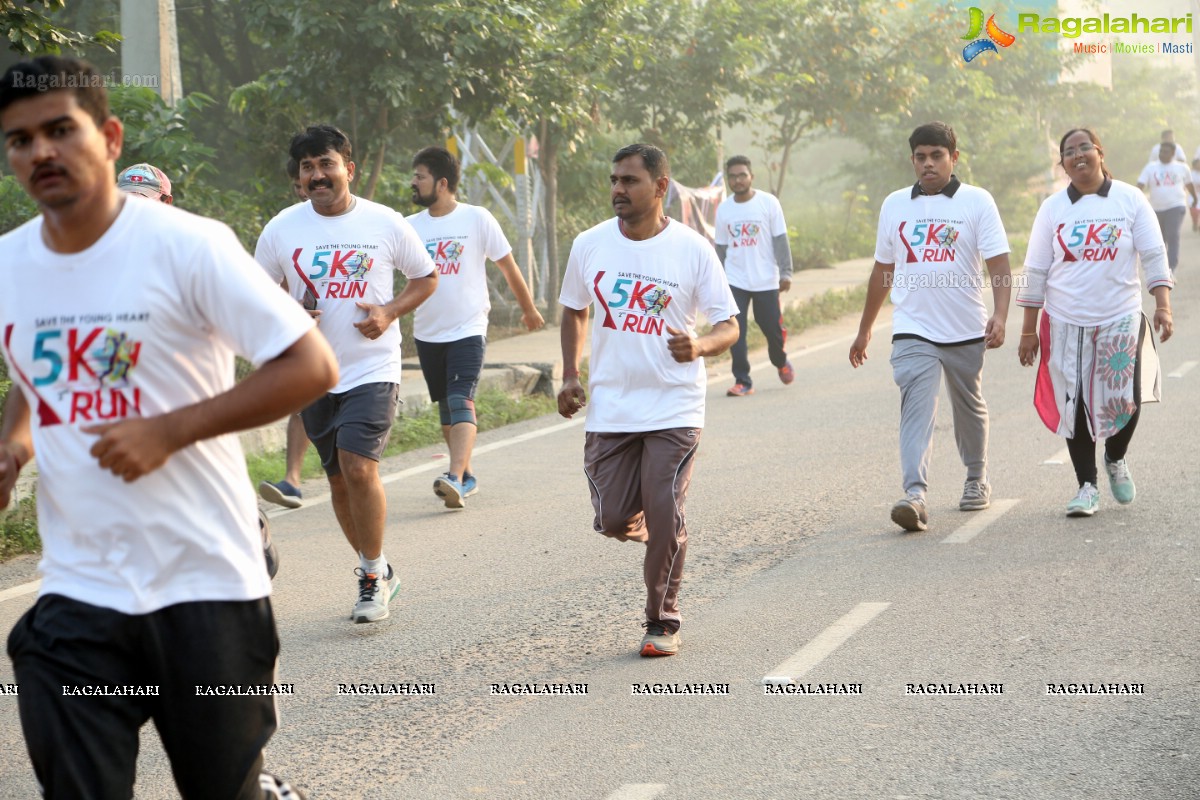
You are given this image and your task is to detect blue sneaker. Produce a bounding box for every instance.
[259,479,303,509]
[433,473,465,509]
[462,472,478,498]
[1104,456,1136,505]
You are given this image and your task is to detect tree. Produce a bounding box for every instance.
[746,0,914,196]
[0,0,118,56]
[233,0,536,200]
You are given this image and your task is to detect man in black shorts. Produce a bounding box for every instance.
[0,56,335,799]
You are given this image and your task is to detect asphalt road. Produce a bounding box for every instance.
[1,261,1197,799]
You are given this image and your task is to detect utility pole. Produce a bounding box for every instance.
[120,0,182,105]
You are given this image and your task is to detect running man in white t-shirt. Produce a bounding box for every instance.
[713,155,795,396]
[558,144,739,657]
[0,56,335,800]
[850,122,1012,533]
[1137,142,1196,272]
[256,126,437,624]
[407,146,544,509]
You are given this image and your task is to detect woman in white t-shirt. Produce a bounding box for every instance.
[1016,128,1175,518]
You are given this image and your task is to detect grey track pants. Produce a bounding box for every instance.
[890,338,989,496]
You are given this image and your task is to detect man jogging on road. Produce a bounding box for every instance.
[0,55,334,799]
[558,143,738,657]
[407,145,544,509]
[714,155,795,397]
[256,125,437,623]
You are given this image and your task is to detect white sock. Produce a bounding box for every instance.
[360,553,388,578]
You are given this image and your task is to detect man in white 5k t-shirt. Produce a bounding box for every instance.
[0,56,336,800]
[850,122,1012,534]
[558,143,739,659]
[713,155,795,397]
[256,125,437,625]
[1138,141,1197,272]
[407,146,544,510]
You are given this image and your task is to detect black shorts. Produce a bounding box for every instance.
[300,381,399,475]
[7,594,279,800]
[415,336,486,403]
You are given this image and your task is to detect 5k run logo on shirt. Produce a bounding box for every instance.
[592,270,674,335]
[291,247,374,301]
[4,323,142,426]
[424,239,466,275]
[899,222,961,263]
[1054,222,1122,262]
[727,223,761,247]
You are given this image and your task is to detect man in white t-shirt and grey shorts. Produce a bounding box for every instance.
[0,56,336,800]
[558,143,739,657]
[407,146,544,509]
[256,125,437,624]
[850,122,1012,533]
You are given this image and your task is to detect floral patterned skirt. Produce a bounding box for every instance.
[1033,311,1161,440]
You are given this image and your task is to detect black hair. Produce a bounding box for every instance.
[288,124,352,164]
[908,122,957,154]
[0,56,109,127]
[412,146,461,194]
[613,143,669,180]
[1059,128,1111,180]
[725,155,752,173]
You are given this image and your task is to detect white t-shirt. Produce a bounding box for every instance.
[256,197,435,392]
[559,218,738,433]
[1018,179,1173,326]
[713,190,788,291]
[0,199,314,615]
[873,179,1010,344]
[1137,160,1193,211]
[407,203,512,342]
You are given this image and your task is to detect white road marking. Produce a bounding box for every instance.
[0,579,39,604]
[604,785,668,800]
[940,499,1020,544]
[1168,360,1197,379]
[763,602,891,685]
[1042,446,1070,466]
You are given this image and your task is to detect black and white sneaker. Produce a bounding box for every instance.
[260,772,307,799]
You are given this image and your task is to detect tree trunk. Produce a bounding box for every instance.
[363,106,387,201]
[539,118,561,324]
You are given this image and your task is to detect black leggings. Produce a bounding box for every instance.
[1066,400,1140,487]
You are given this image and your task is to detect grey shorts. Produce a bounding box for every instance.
[300,382,399,476]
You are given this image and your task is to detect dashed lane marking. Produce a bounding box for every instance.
[940,499,1020,544]
[1168,360,1197,379]
[603,785,668,800]
[763,602,891,685]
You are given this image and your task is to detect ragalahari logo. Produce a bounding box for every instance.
[961,7,1016,62]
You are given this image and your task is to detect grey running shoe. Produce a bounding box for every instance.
[1104,456,1136,505]
[959,479,991,511]
[259,479,303,509]
[891,493,928,532]
[640,620,680,657]
[433,473,465,509]
[1066,483,1100,517]
[352,566,398,623]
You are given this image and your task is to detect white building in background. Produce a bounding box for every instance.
[120,0,181,105]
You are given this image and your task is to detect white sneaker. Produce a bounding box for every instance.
[1066,483,1100,517]
[352,565,398,623]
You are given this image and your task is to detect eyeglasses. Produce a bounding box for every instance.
[1061,143,1097,159]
